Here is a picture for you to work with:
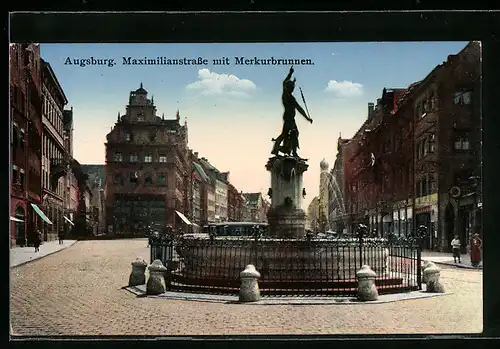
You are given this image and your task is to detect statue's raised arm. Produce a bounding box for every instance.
[284,66,294,83]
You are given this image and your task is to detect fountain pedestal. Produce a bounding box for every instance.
[266,156,309,238]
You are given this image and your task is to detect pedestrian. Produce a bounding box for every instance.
[450,234,461,263]
[58,228,65,245]
[470,233,482,267]
[34,229,42,253]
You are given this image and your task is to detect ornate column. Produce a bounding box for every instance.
[266,156,309,238]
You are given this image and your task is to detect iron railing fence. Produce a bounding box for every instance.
[149,225,423,297]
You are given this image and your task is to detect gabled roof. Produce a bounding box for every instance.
[243,192,261,204]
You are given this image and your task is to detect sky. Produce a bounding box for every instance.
[40,42,469,208]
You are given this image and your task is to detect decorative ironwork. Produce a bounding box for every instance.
[150,226,422,297]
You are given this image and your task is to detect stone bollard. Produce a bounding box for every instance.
[423,263,445,293]
[128,257,148,286]
[421,260,435,284]
[146,259,168,295]
[356,265,378,301]
[239,264,261,302]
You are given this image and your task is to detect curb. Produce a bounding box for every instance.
[10,241,78,269]
[423,260,482,270]
[123,286,451,305]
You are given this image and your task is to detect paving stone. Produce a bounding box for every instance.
[10,239,483,336]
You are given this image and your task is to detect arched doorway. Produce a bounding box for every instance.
[444,203,455,253]
[15,206,26,246]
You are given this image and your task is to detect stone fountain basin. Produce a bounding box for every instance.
[173,238,390,281]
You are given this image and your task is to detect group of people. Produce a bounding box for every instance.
[450,233,483,267]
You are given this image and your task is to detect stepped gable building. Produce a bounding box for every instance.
[104,84,190,236]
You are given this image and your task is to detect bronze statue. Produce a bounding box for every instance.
[271,66,313,157]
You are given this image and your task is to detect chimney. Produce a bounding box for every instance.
[368,102,374,118]
[194,152,199,158]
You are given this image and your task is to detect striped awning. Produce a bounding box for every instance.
[64,216,75,226]
[30,203,53,225]
[175,210,192,225]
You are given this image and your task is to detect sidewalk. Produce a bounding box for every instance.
[421,251,482,270]
[10,240,77,268]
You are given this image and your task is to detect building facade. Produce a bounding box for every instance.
[318,159,330,231]
[242,192,268,223]
[227,184,245,221]
[10,43,45,247]
[198,158,229,223]
[40,58,71,242]
[306,196,320,231]
[105,84,190,236]
[341,41,481,251]
[328,136,349,235]
[81,164,106,235]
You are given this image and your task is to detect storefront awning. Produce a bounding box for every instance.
[64,216,75,226]
[30,203,53,225]
[175,210,192,225]
[10,216,24,223]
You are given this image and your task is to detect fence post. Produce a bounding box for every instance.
[357,224,367,269]
[416,225,426,290]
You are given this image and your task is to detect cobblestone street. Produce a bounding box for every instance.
[10,239,483,336]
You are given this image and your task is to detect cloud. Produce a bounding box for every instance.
[186,69,257,97]
[325,80,363,97]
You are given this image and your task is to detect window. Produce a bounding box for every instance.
[12,165,19,184]
[416,142,421,160]
[12,124,19,147]
[453,91,472,105]
[454,137,470,151]
[137,112,145,121]
[124,132,132,142]
[429,134,436,153]
[19,168,25,188]
[19,129,25,150]
[113,152,123,162]
[159,154,167,163]
[144,153,153,163]
[144,172,153,184]
[129,153,138,163]
[113,173,122,185]
[157,173,167,185]
[130,172,138,184]
[149,132,156,142]
[422,138,428,156]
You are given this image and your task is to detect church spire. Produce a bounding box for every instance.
[176,109,180,121]
[140,82,143,89]
[117,112,120,122]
